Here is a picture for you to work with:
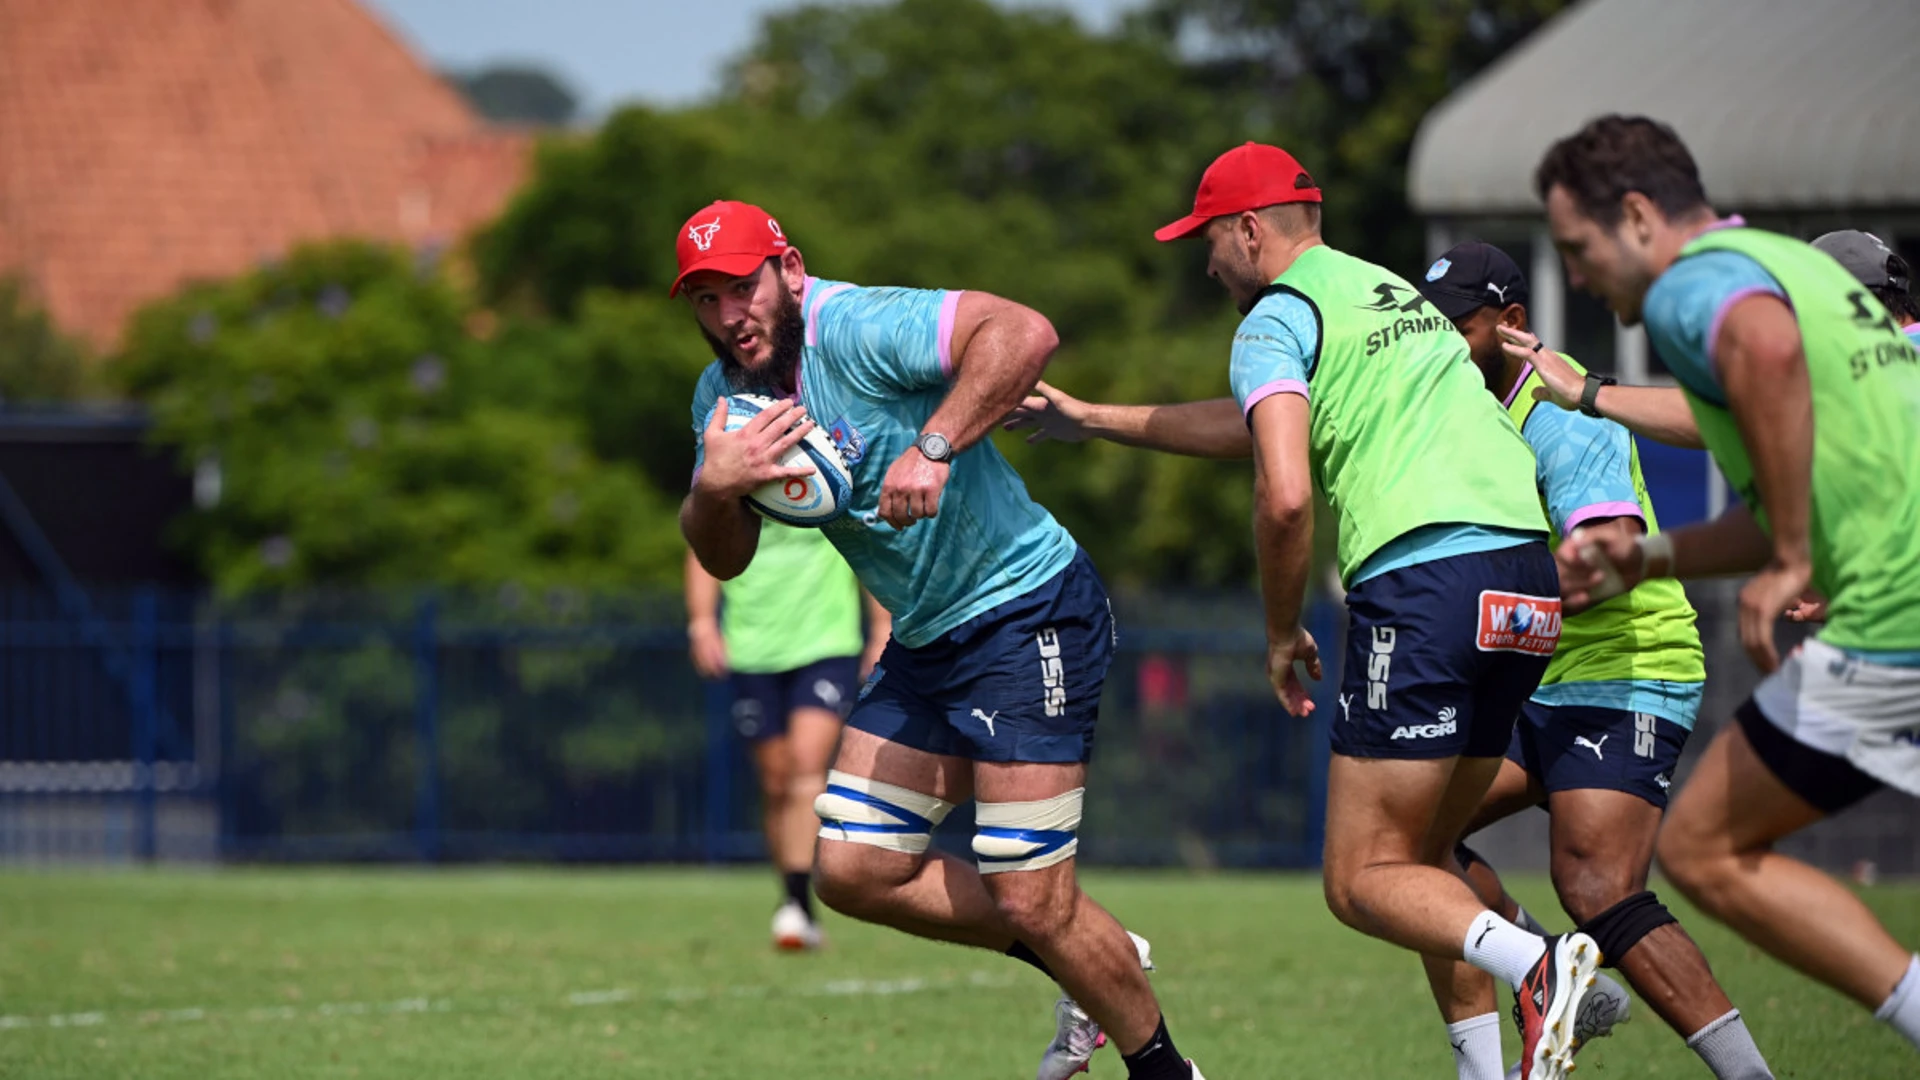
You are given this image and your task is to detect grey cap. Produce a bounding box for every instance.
[1812,230,1908,289]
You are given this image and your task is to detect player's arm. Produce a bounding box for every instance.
[1498,326,1704,449]
[684,549,729,679]
[1004,383,1252,458]
[1715,295,1816,671]
[680,397,815,579]
[1249,393,1321,717]
[1564,504,1774,610]
[879,292,1059,526]
[927,292,1059,449]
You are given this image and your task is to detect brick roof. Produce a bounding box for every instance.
[0,0,532,347]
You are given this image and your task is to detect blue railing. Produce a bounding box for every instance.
[0,586,1339,868]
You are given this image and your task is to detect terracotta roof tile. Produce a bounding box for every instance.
[0,0,531,347]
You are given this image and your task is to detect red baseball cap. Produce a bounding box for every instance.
[1154,143,1321,242]
[669,200,790,297]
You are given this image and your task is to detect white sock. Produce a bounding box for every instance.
[1874,954,1920,1051]
[1463,910,1548,989]
[1445,1012,1504,1080]
[1511,904,1550,936]
[1685,1008,1774,1079]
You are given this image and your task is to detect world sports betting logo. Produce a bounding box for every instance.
[1475,591,1562,657]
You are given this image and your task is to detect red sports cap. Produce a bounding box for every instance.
[669,200,790,297]
[1154,143,1321,242]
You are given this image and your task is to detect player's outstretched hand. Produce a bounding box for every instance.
[1266,626,1321,717]
[696,397,815,500]
[1785,589,1828,623]
[878,444,951,529]
[1741,558,1812,674]
[1497,326,1584,412]
[1003,381,1093,444]
[1556,526,1643,614]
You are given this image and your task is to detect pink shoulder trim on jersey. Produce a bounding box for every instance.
[1242,379,1309,418]
[938,291,964,378]
[1563,501,1644,535]
[1502,362,1535,408]
[804,278,854,348]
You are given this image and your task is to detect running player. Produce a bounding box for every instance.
[1417,241,1773,1080]
[1525,114,1920,1057]
[674,200,1199,1080]
[1009,143,1602,1080]
[684,528,888,951]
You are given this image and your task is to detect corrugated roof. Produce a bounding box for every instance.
[1409,0,1920,215]
[0,0,533,347]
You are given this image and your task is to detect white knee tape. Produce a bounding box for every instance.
[972,788,1084,874]
[814,769,954,855]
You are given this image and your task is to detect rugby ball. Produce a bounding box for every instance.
[718,393,854,527]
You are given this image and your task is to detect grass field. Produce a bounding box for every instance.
[1,868,1915,1078]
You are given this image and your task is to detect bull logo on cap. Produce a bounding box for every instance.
[688,218,723,252]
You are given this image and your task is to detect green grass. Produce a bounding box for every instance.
[0,868,1914,1078]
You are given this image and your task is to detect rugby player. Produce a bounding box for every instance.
[1419,241,1772,1080]
[1008,143,1603,1079]
[684,533,888,950]
[1525,115,1920,1057]
[676,200,1201,1079]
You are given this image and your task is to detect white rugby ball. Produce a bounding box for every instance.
[718,393,854,527]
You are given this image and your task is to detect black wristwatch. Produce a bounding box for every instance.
[1579,373,1618,418]
[915,431,954,464]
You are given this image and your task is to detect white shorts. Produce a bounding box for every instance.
[1751,638,1920,799]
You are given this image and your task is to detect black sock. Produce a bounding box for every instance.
[1006,940,1054,980]
[1121,1016,1188,1080]
[782,871,813,919]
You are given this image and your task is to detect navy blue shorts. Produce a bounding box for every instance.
[729,656,860,741]
[1332,543,1560,760]
[847,548,1114,764]
[1507,702,1690,809]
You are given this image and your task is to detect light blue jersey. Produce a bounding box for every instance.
[1227,290,1535,584]
[690,277,1076,649]
[1515,396,1702,728]
[1643,242,1786,407]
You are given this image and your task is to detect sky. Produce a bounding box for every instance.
[362,0,1142,115]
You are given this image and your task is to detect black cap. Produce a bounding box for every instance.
[1416,241,1530,321]
[1811,230,1909,291]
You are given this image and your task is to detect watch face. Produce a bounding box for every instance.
[920,433,950,460]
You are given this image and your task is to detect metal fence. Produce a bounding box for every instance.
[0,585,1339,868]
[0,581,1911,876]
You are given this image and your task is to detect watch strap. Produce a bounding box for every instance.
[1579,373,1616,418]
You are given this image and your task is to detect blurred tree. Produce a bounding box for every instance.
[0,276,95,403]
[445,65,579,126]
[118,0,1561,595]
[112,242,682,593]
[472,108,726,317]
[1137,0,1569,278]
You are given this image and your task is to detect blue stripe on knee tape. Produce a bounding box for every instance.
[813,773,952,854]
[972,826,1077,864]
[817,783,935,834]
[973,788,1084,872]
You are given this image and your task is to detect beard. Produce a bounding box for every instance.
[1222,248,1268,316]
[706,286,806,394]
